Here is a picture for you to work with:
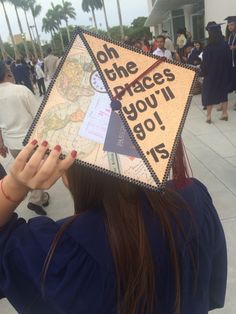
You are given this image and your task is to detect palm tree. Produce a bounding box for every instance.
[28,0,43,58]
[0,34,7,59]
[48,3,65,51]
[8,0,29,59]
[0,0,18,57]
[116,0,124,39]
[60,0,76,42]
[42,14,58,50]
[101,0,109,35]
[81,0,102,31]
[21,0,38,58]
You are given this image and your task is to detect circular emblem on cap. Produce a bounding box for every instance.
[90,71,107,93]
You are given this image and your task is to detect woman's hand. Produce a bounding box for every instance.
[0,140,77,227]
[8,140,77,192]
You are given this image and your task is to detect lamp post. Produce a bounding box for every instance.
[30,25,36,42]
[20,32,30,60]
[116,0,124,39]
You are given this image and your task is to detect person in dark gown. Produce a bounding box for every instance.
[0,140,227,314]
[12,59,34,93]
[201,22,231,123]
[21,58,35,94]
[187,41,203,66]
[225,16,236,109]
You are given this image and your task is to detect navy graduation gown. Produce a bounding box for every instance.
[188,48,202,65]
[0,179,227,314]
[228,34,236,92]
[201,40,231,106]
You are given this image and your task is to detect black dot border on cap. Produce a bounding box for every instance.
[23,27,199,192]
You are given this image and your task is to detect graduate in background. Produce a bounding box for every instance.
[182,43,195,65]
[225,16,236,110]
[188,41,203,66]
[153,35,173,60]
[201,22,231,123]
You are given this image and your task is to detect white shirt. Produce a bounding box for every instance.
[0,82,38,150]
[44,54,59,79]
[153,48,173,60]
[199,52,203,61]
[37,59,44,68]
[176,34,187,49]
[35,64,45,80]
[165,37,175,53]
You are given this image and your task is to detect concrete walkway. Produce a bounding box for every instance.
[1,93,236,313]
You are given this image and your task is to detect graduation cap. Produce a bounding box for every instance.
[224,16,236,23]
[24,28,197,190]
[205,21,225,32]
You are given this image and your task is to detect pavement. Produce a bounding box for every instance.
[1,92,236,314]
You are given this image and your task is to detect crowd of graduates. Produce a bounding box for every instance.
[3,47,59,98]
[123,27,202,65]
[2,16,236,123]
[123,17,236,123]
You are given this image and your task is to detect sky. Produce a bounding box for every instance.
[0,0,149,42]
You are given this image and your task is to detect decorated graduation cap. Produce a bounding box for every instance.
[224,16,236,23]
[24,28,197,191]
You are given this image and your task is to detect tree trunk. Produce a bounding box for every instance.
[32,14,44,58]
[58,28,65,51]
[101,0,110,36]
[0,34,6,59]
[65,19,71,42]
[14,5,29,60]
[91,8,98,30]
[1,0,18,58]
[50,31,56,50]
[116,0,124,39]
[24,9,38,59]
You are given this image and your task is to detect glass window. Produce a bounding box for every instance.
[192,14,205,41]
[173,16,185,38]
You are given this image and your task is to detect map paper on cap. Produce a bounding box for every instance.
[24,28,197,190]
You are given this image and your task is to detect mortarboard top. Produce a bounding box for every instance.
[24,28,198,191]
[224,16,236,23]
[205,22,224,32]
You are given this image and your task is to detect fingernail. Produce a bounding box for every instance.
[71,150,77,158]
[54,145,61,152]
[41,140,48,147]
[31,139,38,146]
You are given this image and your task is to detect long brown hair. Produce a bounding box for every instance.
[42,140,194,314]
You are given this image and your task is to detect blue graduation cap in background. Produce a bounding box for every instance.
[224,16,236,23]
[205,21,225,32]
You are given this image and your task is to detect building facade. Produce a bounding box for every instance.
[7,34,29,45]
[145,0,235,42]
